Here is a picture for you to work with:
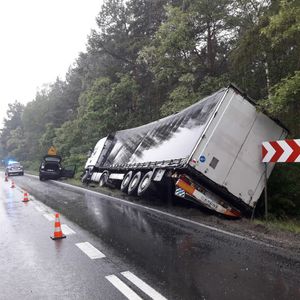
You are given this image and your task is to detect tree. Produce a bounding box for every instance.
[259,0,300,136]
[0,101,24,158]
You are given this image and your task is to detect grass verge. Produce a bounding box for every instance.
[254,219,300,234]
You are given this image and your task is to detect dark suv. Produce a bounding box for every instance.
[6,162,24,176]
[39,155,75,181]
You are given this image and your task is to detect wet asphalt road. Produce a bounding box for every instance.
[0,174,166,300]
[3,173,300,299]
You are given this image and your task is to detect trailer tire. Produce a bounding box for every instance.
[127,171,143,195]
[120,171,133,193]
[99,172,109,187]
[137,171,153,196]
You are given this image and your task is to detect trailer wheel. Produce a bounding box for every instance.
[120,171,133,193]
[127,171,143,195]
[137,171,153,196]
[99,172,109,187]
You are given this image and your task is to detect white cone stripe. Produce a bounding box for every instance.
[105,275,143,300]
[55,226,62,233]
[262,142,275,162]
[121,271,167,300]
[277,140,292,162]
[76,242,105,259]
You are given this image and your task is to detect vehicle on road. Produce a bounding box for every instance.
[39,155,75,181]
[5,161,24,176]
[82,84,287,217]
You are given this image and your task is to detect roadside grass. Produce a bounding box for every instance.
[254,219,300,234]
[25,169,39,176]
[63,177,82,187]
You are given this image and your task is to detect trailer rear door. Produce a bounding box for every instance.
[223,112,286,207]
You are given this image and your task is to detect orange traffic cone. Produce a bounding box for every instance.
[50,213,66,240]
[22,191,29,202]
[4,175,8,182]
[11,180,15,188]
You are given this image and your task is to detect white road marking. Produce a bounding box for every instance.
[34,206,44,212]
[61,224,76,235]
[106,275,143,300]
[121,271,167,300]
[43,213,55,221]
[25,173,274,248]
[75,242,105,259]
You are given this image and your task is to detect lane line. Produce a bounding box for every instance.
[24,174,274,248]
[121,271,167,300]
[61,224,76,235]
[43,213,55,221]
[106,275,143,300]
[75,242,105,259]
[34,206,44,212]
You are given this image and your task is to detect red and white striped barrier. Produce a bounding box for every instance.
[262,139,300,163]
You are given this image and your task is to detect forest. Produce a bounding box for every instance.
[0,0,299,218]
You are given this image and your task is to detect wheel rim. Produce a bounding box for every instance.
[121,172,133,191]
[128,172,142,194]
[141,177,150,190]
[131,177,138,187]
[124,174,130,185]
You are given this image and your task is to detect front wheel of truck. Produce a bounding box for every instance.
[81,170,90,184]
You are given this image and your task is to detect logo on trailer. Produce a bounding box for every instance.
[199,155,206,163]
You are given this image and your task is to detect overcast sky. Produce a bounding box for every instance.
[0,0,102,127]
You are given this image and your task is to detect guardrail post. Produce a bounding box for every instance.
[264,163,268,220]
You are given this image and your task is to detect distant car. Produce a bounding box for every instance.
[39,155,75,181]
[5,162,24,176]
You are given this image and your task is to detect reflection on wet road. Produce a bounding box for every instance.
[14,174,300,299]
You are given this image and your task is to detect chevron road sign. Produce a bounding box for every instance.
[262,139,300,163]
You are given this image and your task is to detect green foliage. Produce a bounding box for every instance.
[266,164,300,218]
[261,71,300,136]
[262,0,300,46]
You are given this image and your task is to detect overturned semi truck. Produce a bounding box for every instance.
[82,85,287,217]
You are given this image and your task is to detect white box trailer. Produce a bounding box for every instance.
[82,85,287,217]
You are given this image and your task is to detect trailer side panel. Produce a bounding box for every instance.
[102,89,227,168]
